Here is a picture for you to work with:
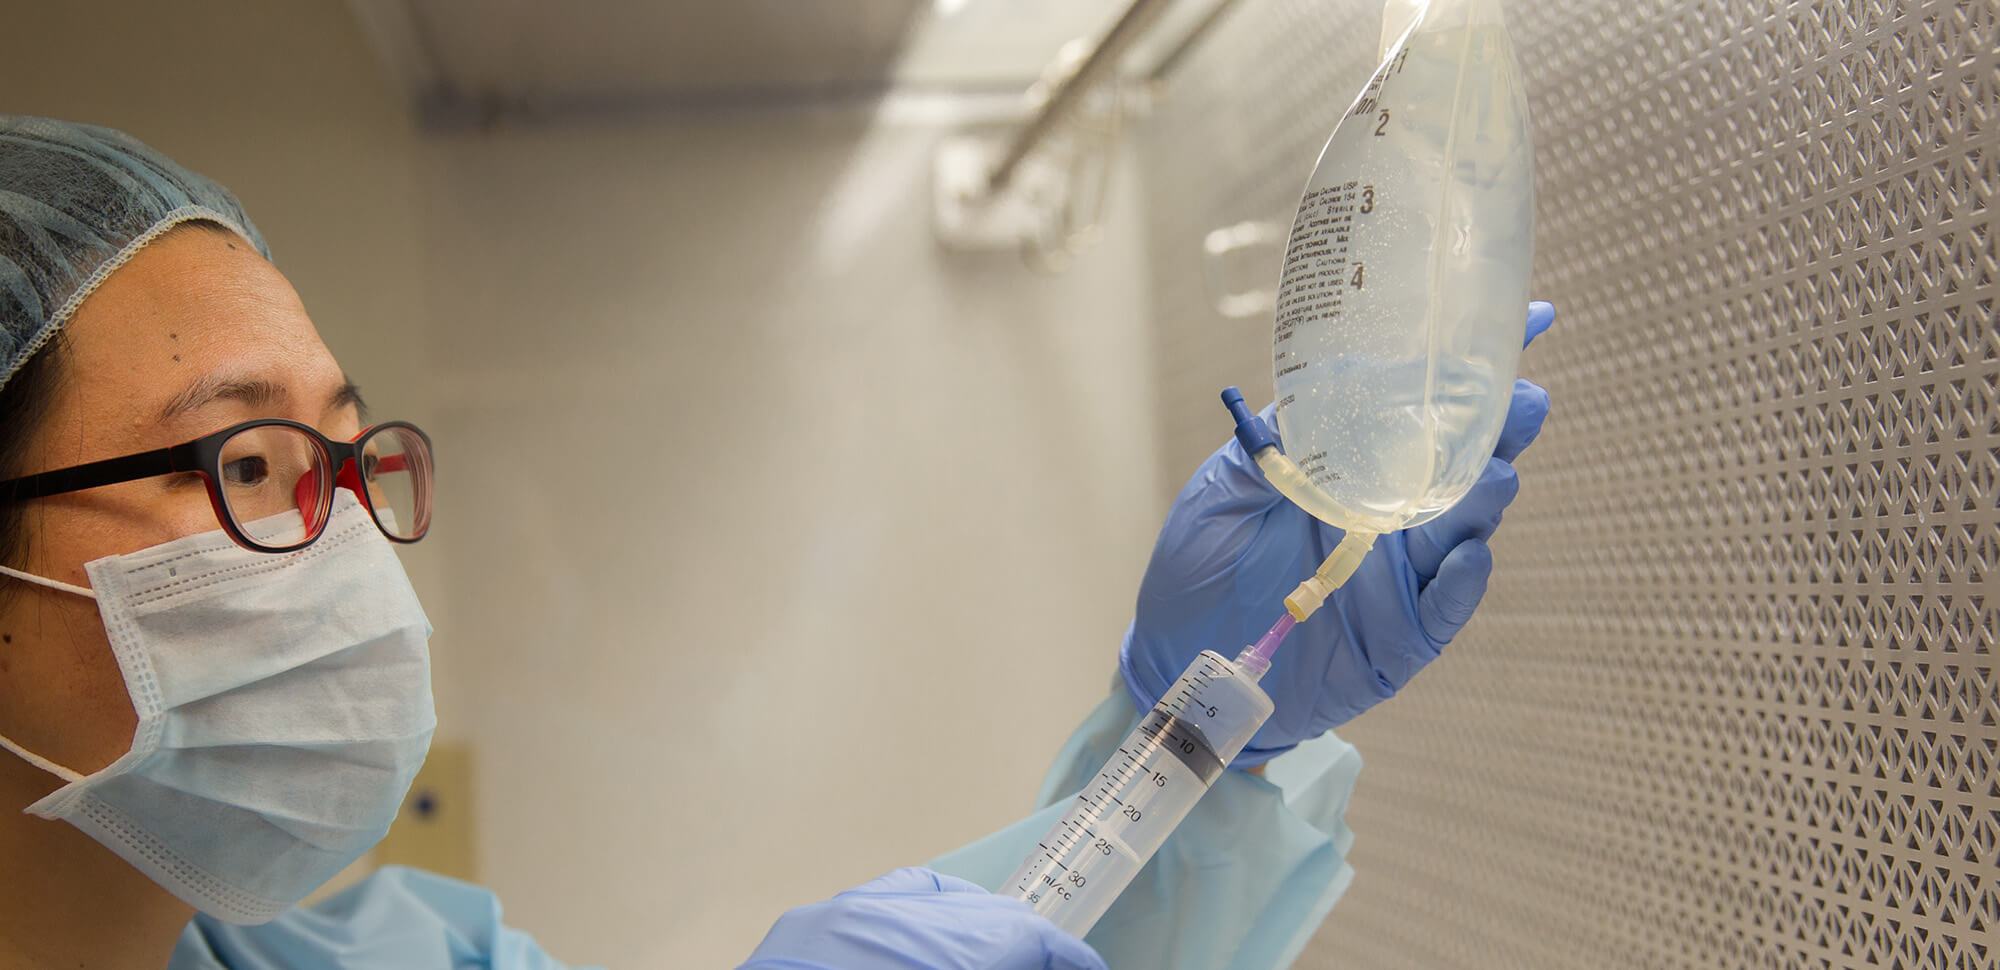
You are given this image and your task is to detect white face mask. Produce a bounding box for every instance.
[0,492,434,924]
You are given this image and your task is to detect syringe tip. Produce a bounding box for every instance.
[1236,612,1299,675]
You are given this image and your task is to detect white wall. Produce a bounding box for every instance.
[413,114,1158,965]
[5,3,1164,966]
[0,0,432,426]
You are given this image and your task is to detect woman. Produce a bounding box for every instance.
[0,116,1551,969]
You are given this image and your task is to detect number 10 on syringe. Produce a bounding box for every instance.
[1002,632,1284,936]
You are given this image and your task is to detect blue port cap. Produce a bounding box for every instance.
[1220,387,1279,455]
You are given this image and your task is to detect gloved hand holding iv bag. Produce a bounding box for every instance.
[1121,305,1552,765]
[999,0,1543,943]
[1122,0,1544,764]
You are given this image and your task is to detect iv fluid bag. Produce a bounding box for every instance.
[1272,0,1534,534]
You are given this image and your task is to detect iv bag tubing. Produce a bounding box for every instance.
[1220,387,1378,622]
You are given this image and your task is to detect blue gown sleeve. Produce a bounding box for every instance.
[927,686,1363,970]
[170,865,600,970]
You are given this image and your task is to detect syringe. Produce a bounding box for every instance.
[1000,613,1298,937]
[1001,390,1369,937]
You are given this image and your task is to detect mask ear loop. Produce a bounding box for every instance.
[0,568,93,783]
[0,563,96,599]
[0,730,87,784]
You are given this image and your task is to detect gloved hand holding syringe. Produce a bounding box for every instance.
[997,391,1403,936]
[998,393,1333,935]
[1004,0,1538,937]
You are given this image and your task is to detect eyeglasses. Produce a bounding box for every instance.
[0,418,433,553]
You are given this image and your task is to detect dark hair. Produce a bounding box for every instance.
[0,222,235,577]
[0,334,68,572]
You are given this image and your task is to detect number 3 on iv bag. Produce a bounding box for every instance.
[1001,0,1535,939]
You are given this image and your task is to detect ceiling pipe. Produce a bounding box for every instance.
[984,0,1177,193]
[1141,0,1248,86]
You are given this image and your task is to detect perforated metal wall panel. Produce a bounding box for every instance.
[1134,2,1998,967]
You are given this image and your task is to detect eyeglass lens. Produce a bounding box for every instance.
[220,425,325,548]
[359,426,429,541]
[218,423,431,549]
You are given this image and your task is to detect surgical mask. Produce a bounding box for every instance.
[0,492,434,924]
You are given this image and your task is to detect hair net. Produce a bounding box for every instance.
[0,115,268,394]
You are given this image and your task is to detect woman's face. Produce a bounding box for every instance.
[0,225,358,783]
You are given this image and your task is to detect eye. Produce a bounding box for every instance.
[360,452,382,481]
[221,455,270,487]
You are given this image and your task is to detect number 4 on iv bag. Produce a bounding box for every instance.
[1003,0,1536,940]
[1266,0,1535,550]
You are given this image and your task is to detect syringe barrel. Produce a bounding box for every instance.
[1003,650,1274,937]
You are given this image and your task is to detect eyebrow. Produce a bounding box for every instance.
[155,375,370,424]
[332,380,370,421]
[156,376,285,423]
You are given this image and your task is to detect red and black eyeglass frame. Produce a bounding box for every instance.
[0,418,433,554]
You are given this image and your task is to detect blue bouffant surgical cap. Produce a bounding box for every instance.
[0,115,268,394]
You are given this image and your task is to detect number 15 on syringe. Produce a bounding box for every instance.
[1003,638,1282,935]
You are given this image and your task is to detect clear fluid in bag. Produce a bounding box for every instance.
[1272,0,1534,534]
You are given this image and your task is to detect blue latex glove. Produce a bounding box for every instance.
[738,868,1107,970]
[1120,302,1557,766]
